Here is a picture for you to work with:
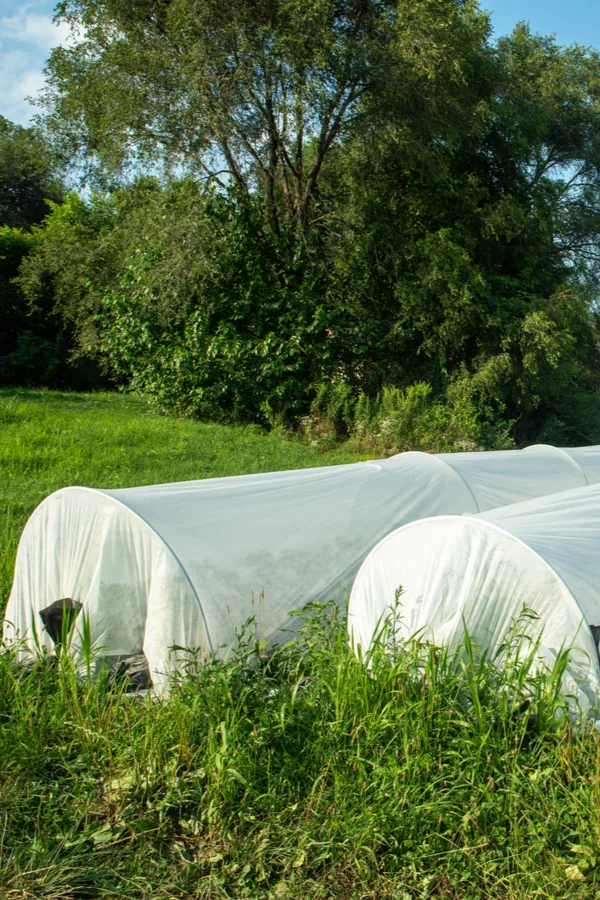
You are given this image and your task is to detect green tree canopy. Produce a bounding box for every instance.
[0,117,63,229]
[320,23,600,438]
[41,0,490,232]
[24,1,600,443]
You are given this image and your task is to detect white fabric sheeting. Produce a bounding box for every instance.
[560,446,600,486]
[348,483,600,710]
[6,443,600,683]
[441,445,588,510]
[3,488,203,686]
[481,484,600,628]
[5,452,474,680]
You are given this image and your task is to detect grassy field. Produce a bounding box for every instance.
[2,390,600,900]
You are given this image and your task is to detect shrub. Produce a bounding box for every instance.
[0,224,106,389]
[97,190,338,424]
[0,226,36,359]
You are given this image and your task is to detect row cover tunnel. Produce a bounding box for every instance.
[4,444,600,686]
[349,480,600,711]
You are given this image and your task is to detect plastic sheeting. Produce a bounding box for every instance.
[348,482,600,711]
[437,445,588,510]
[5,443,600,685]
[4,488,201,685]
[558,446,600,485]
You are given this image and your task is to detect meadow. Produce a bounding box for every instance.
[1,390,600,900]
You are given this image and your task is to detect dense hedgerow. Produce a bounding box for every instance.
[2,603,600,900]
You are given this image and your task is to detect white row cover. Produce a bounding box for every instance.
[4,444,600,685]
[348,482,600,712]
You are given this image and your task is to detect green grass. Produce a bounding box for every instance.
[0,388,366,613]
[2,389,600,899]
[1,605,600,900]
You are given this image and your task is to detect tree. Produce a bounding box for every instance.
[18,179,161,351]
[41,0,489,233]
[0,226,37,358]
[95,182,339,421]
[493,26,600,285]
[34,3,600,443]
[0,117,63,229]
[324,24,600,440]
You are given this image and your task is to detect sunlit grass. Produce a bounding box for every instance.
[1,604,599,899]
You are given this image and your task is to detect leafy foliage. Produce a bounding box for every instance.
[0,219,108,389]
[0,226,37,358]
[18,182,160,352]
[319,23,600,443]
[305,376,514,453]
[96,186,339,422]
[0,117,63,229]
[0,226,71,387]
[6,2,599,443]
[43,0,428,230]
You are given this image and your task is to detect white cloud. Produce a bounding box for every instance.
[0,8,77,125]
[0,51,40,123]
[0,13,72,51]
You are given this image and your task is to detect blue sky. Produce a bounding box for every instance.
[1,0,599,126]
[488,0,600,50]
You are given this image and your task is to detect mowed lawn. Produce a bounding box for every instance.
[0,389,365,613]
